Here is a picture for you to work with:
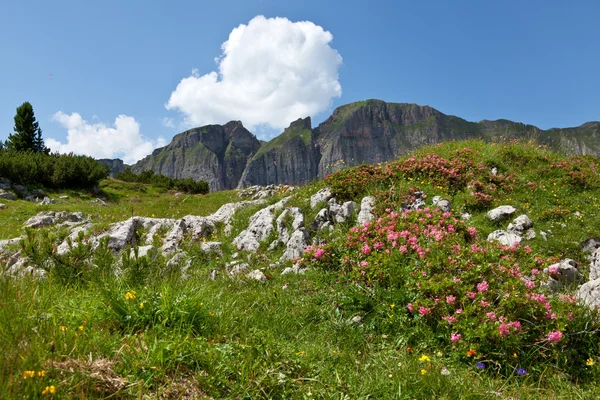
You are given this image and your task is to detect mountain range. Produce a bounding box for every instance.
[130,99,600,191]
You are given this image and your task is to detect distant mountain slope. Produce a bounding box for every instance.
[132,121,261,191]
[131,100,599,190]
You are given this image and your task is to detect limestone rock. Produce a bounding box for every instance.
[39,196,57,205]
[543,259,584,291]
[487,206,517,222]
[434,198,452,213]
[200,241,222,254]
[310,188,333,209]
[0,190,17,201]
[0,203,5,209]
[507,215,533,236]
[130,245,157,260]
[589,248,600,281]
[577,278,600,309]
[487,230,522,247]
[232,197,290,251]
[281,228,309,261]
[247,269,267,282]
[24,211,86,229]
[357,196,375,225]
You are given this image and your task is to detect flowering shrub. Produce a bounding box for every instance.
[303,205,600,376]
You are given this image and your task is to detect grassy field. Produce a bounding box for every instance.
[2,140,600,399]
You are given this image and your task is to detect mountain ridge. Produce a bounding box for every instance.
[130,100,600,190]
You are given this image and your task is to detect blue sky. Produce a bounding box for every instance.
[1,0,599,163]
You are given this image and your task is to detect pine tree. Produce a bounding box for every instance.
[6,102,48,153]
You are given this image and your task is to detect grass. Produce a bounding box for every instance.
[2,140,600,398]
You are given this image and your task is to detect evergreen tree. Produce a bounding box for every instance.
[6,102,48,153]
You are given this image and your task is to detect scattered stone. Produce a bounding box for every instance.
[507,215,533,236]
[577,278,600,309]
[487,206,517,222]
[247,269,267,282]
[281,228,309,261]
[523,229,536,240]
[0,190,17,201]
[228,262,249,276]
[24,211,86,229]
[542,259,584,291]
[582,238,600,255]
[310,188,333,209]
[59,195,69,200]
[39,196,57,205]
[312,208,331,231]
[328,198,357,223]
[163,252,193,278]
[0,237,23,253]
[435,199,452,213]
[56,224,92,255]
[233,197,291,251]
[200,241,222,254]
[92,198,107,206]
[487,230,522,247]
[350,315,363,324]
[0,203,5,209]
[460,212,471,221]
[491,167,498,176]
[589,248,600,281]
[238,184,293,199]
[130,245,157,260]
[357,196,375,225]
[540,231,548,241]
[210,270,217,280]
[406,191,426,210]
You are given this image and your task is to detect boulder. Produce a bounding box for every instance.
[161,219,188,254]
[582,238,600,255]
[247,269,267,282]
[39,197,57,205]
[130,245,157,260]
[233,197,290,252]
[92,218,138,252]
[312,208,331,231]
[310,188,333,209]
[24,211,87,229]
[507,215,533,236]
[434,199,452,213]
[281,263,308,275]
[329,200,357,223]
[165,252,192,277]
[357,196,375,225]
[0,203,5,209]
[281,228,309,261]
[200,241,222,254]
[56,224,92,255]
[542,259,584,291]
[0,237,23,253]
[589,248,600,281]
[460,212,471,221]
[487,206,517,222]
[577,278,600,309]
[487,230,522,247]
[228,262,249,276]
[0,190,17,201]
[406,191,426,211]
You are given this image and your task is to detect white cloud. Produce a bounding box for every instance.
[48,112,166,164]
[166,15,342,139]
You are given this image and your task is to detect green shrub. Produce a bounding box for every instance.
[0,149,108,188]
[115,168,209,194]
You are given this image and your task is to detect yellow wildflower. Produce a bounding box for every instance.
[42,385,56,395]
[586,357,594,366]
[78,325,84,331]
[125,291,137,300]
[37,370,46,377]
[390,304,395,309]
[421,369,427,375]
[59,326,67,332]
[418,355,431,362]
[23,370,35,379]
[296,351,305,356]
[139,303,144,309]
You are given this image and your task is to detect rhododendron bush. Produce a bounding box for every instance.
[303,205,600,376]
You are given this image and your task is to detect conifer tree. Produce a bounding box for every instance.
[6,102,48,153]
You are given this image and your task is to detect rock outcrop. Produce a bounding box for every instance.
[132,121,261,191]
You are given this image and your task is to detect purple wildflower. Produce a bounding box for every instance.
[476,362,486,369]
[516,368,527,375]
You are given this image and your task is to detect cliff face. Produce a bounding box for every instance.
[237,117,319,188]
[131,100,600,191]
[131,121,260,191]
[97,159,125,177]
